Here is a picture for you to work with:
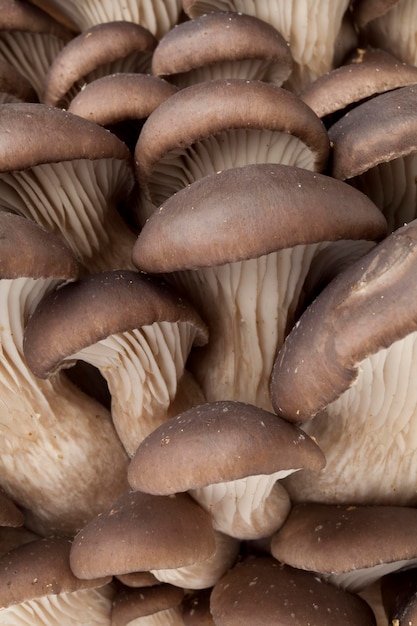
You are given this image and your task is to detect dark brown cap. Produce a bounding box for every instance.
[111,584,184,625]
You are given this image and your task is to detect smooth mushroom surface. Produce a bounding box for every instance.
[132,163,386,410]
[111,584,185,626]
[134,78,331,222]
[0,537,114,625]
[152,11,293,88]
[23,269,208,456]
[0,58,38,103]
[270,503,417,592]
[329,84,417,233]
[271,219,417,506]
[42,21,157,108]
[128,400,325,539]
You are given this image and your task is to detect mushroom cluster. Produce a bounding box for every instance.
[2,0,417,624]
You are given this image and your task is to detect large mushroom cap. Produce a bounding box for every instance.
[132,163,387,274]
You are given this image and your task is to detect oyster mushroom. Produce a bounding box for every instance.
[132,163,386,410]
[271,219,417,506]
[0,102,137,273]
[23,269,208,456]
[111,584,185,626]
[128,400,325,540]
[43,21,157,108]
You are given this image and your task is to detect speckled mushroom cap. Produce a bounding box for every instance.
[271,503,417,591]
[111,584,184,625]
[0,537,111,609]
[210,555,377,625]
[69,490,216,579]
[128,401,325,494]
[300,48,417,122]
[28,0,183,39]
[132,163,387,274]
[152,11,292,88]
[43,21,157,107]
[23,270,208,379]
[271,218,417,423]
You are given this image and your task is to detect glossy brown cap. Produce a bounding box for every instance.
[111,584,184,625]
[132,163,386,273]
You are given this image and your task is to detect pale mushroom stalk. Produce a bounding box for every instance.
[29,0,183,39]
[181,0,352,92]
[0,214,129,536]
[132,164,386,410]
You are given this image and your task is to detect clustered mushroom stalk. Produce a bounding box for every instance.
[3,1,417,622]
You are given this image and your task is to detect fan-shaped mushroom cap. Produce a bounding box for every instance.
[43,21,157,108]
[129,400,325,539]
[271,503,417,592]
[70,490,216,580]
[111,584,184,626]
[23,270,208,455]
[0,102,136,272]
[301,48,417,124]
[271,219,417,506]
[152,11,292,88]
[329,84,417,232]
[0,537,114,623]
[210,555,377,625]
[134,78,331,221]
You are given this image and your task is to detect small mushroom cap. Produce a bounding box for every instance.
[111,584,184,624]
[152,11,292,82]
[0,212,79,280]
[210,555,377,625]
[271,503,417,576]
[352,0,400,28]
[43,21,157,106]
[301,48,417,120]
[271,218,417,422]
[329,84,417,180]
[128,401,325,494]
[23,269,208,379]
[69,490,216,579]
[135,78,331,184]
[0,0,73,39]
[0,537,111,608]
[381,567,417,623]
[0,102,133,171]
[132,163,387,274]
[0,59,38,103]
[0,489,24,527]
[68,72,178,125]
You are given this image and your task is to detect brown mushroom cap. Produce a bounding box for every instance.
[210,555,377,625]
[0,489,24,527]
[301,48,417,121]
[111,584,184,625]
[0,537,111,608]
[132,163,387,274]
[128,400,325,494]
[271,503,417,590]
[43,21,157,107]
[23,269,208,379]
[381,567,417,624]
[152,11,292,86]
[0,0,72,39]
[0,59,37,103]
[271,218,417,422]
[69,490,216,579]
